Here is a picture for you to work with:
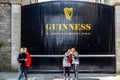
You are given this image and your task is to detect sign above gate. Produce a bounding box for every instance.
[22,1,115,55]
[45,6,92,35]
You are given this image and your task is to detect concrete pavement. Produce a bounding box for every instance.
[0,72,119,80]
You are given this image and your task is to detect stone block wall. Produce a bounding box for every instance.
[115,5,120,73]
[0,4,11,71]
[0,1,21,71]
[22,0,37,5]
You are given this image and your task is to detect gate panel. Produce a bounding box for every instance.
[22,1,115,72]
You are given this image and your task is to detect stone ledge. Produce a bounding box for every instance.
[113,2,120,6]
[0,0,21,5]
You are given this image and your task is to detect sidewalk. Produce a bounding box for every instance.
[0,72,119,80]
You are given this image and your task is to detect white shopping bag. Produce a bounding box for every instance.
[63,60,71,67]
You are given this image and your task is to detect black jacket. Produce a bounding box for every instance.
[17,52,26,68]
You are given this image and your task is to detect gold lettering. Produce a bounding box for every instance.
[86,24,91,30]
[52,24,55,30]
[80,24,86,30]
[58,24,62,30]
[46,24,49,30]
[69,24,75,30]
[63,24,68,30]
[45,23,92,31]
[75,24,81,30]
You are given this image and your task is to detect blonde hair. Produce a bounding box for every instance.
[71,48,77,53]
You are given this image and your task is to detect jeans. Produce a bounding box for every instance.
[72,64,79,80]
[17,67,27,80]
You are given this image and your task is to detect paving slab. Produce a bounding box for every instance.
[0,72,117,80]
[54,78,99,80]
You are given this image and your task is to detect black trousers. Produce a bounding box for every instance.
[63,67,70,77]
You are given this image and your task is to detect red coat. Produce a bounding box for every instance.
[26,52,31,67]
[67,56,72,63]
